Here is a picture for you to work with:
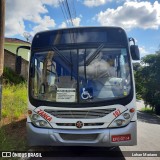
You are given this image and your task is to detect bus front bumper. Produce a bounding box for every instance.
[27,121,137,147]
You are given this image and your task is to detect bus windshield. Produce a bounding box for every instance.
[31,45,131,103]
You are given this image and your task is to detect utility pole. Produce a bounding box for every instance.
[0,0,5,120]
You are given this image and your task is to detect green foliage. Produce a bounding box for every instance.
[0,68,28,152]
[141,107,154,114]
[133,62,141,72]
[2,83,27,120]
[3,67,26,84]
[134,52,160,115]
[0,83,28,152]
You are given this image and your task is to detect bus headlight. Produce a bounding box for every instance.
[108,118,129,128]
[123,113,130,119]
[115,119,125,126]
[32,114,39,121]
[34,120,50,128]
[108,112,132,128]
[39,120,48,127]
[30,113,52,128]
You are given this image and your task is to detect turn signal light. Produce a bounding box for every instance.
[28,110,32,115]
[129,108,135,113]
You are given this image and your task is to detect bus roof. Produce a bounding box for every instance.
[32,26,128,49]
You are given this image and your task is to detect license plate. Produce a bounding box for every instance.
[112,134,131,142]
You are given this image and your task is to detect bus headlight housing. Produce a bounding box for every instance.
[30,113,52,128]
[115,119,126,126]
[123,113,130,119]
[32,114,39,121]
[108,112,132,128]
[34,120,50,128]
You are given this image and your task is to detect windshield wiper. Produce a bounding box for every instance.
[85,43,104,66]
[51,46,74,80]
[51,46,72,66]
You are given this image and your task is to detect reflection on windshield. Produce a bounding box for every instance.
[31,47,131,103]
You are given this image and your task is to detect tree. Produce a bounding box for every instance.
[133,62,141,72]
[135,52,160,115]
[133,62,143,100]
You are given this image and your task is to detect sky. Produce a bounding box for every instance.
[5,0,160,58]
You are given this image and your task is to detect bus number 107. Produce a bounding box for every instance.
[113,109,121,117]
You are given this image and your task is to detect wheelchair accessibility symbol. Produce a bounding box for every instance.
[81,88,93,100]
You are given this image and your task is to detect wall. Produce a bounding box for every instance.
[4,49,29,79]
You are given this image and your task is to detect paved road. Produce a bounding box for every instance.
[120,110,160,160]
[30,101,160,160]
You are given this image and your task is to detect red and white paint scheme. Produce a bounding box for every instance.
[37,109,52,122]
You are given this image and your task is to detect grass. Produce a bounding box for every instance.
[0,83,28,152]
[0,68,28,153]
[0,84,28,158]
[1,83,27,120]
[3,67,25,85]
[141,107,155,114]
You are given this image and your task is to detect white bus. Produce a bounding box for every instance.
[16,27,140,146]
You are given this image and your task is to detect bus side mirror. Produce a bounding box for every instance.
[130,45,140,60]
[15,56,22,75]
[15,45,31,75]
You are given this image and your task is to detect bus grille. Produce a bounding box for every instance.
[56,123,104,126]
[44,108,116,119]
[60,133,98,141]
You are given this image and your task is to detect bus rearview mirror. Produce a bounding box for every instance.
[15,45,31,75]
[15,56,22,75]
[130,45,140,60]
